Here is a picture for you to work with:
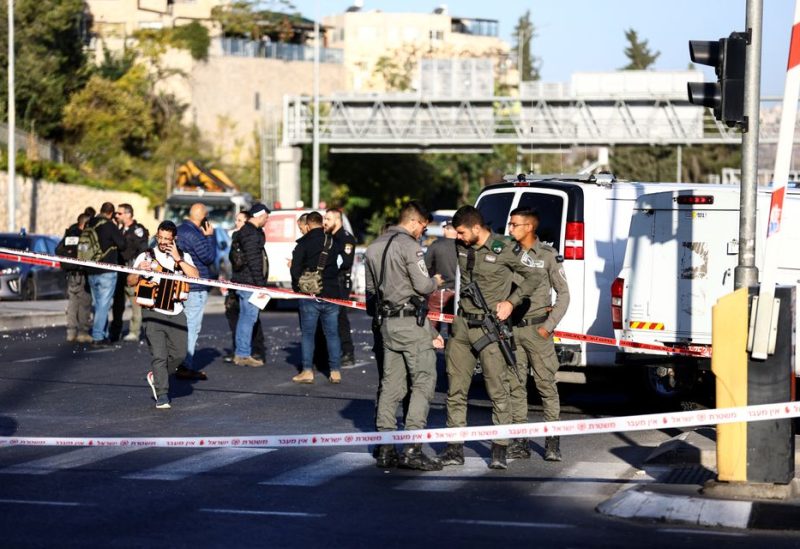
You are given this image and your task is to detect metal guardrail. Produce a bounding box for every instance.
[220,38,343,64]
[282,95,794,147]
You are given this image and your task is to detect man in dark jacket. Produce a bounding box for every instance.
[290,211,342,384]
[110,203,149,343]
[424,220,458,332]
[57,212,92,343]
[323,208,357,365]
[231,203,270,367]
[177,203,217,379]
[87,202,127,345]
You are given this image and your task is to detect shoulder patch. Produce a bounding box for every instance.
[555,255,564,263]
[134,227,144,238]
[512,243,522,254]
[417,259,429,275]
[344,243,353,255]
[491,239,505,254]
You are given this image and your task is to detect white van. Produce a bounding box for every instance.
[473,173,702,379]
[263,209,354,290]
[614,186,800,394]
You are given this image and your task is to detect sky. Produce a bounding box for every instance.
[288,0,795,96]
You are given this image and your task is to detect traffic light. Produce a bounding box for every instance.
[688,31,748,129]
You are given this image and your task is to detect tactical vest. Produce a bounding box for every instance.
[135,250,190,310]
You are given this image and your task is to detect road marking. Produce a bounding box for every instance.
[124,448,274,481]
[13,356,55,363]
[0,498,90,507]
[340,361,372,370]
[394,457,490,492]
[441,519,573,529]
[657,528,746,537]
[86,348,117,354]
[530,461,634,499]
[0,447,143,476]
[200,508,325,518]
[260,452,374,487]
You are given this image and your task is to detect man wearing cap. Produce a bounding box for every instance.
[424,220,458,332]
[231,203,270,367]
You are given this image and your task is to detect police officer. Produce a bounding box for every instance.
[438,205,543,470]
[111,203,149,342]
[324,208,357,365]
[507,207,570,461]
[57,213,93,343]
[365,201,445,471]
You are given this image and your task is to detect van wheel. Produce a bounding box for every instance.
[643,362,713,409]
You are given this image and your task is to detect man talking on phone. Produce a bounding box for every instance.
[176,203,217,380]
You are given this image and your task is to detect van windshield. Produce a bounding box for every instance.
[517,192,564,250]
[476,193,515,234]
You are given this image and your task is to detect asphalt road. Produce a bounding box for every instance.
[0,308,799,548]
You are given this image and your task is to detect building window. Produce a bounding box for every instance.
[429,30,444,41]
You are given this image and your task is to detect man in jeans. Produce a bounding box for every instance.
[231,203,270,367]
[290,211,342,384]
[86,202,127,346]
[177,203,217,380]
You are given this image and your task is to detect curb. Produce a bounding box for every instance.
[597,486,800,531]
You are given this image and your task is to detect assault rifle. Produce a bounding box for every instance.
[460,281,520,383]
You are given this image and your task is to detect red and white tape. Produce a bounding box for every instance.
[0,247,709,358]
[0,400,797,448]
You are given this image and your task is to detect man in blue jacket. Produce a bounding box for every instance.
[176,203,217,380]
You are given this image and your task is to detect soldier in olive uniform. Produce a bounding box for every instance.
[507,207,570,462]
[365,201,445,471]
[438,206,544,470]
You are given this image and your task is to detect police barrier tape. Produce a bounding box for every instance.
[0,401,797,448]
[0,247,709,358]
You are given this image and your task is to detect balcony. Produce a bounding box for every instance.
[220,38,343,64]
[450,17,499,38]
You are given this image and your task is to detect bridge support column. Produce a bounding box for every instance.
[276,145,302,208]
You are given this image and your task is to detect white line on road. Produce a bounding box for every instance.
[86,348,117,354]
[0,498,91,507]
[260,452,375,487]
[657,528,746,537]
[395,457,490,492]
[124,448,274,481]
[12,356,55,363]
[0,447,143,476]
[441,519,573,529]
[530,461,634,499]
[200,508,325,518]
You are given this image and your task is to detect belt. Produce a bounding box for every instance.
[458,310,485,321]
[515,315,548,327]
[384,305,417,318]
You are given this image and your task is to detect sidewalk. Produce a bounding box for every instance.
[0,295,227,332]
[597,427,800,531]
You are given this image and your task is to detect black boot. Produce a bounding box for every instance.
[544,436,562,462]
[436,443,465,466]
[506,438,531,459]
[398,444,443,471]
[375,445,399,468]
[488,443,507,470]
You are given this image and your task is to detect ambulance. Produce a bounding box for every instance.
[614,186,800,396]
[473,173,699,381]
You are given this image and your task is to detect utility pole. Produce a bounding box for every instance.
[312,0,320,209]
[734,0,763,290]
[6,0,15,232]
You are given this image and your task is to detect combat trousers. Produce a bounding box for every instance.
[445,315,513,446]
[376,316,437,432]
[143,309,188,398]
[66,272,92,337]
[513,322,560,422]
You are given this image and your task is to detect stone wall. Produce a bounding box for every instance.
[0,173,159,237]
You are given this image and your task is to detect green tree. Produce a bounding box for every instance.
[622,28,660,70]
[0,0,90,139]
[211,1,299,40]
[513,11,540,82]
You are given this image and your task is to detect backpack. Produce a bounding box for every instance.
[77,218,114,262]
[56,226,82,272]
[297,234,333,295]
[229,231,246,272]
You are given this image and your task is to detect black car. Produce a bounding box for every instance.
[0,233,67,300]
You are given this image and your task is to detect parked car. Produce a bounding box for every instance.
[0,233,67,300]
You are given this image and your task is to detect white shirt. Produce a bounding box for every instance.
[132,248,196,315]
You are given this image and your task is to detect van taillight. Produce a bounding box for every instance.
[564,222,584,260]
[677,195,714,205]
[611,277,624,330]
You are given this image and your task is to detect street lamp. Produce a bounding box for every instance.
[6,0,14,232]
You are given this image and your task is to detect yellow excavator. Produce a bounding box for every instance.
[174,159,238,192]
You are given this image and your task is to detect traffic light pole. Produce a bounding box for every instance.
[734,0,763,290]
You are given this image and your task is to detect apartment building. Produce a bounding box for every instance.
[323,4,510,92]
